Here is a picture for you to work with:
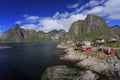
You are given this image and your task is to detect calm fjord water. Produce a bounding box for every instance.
[0,42,71,80]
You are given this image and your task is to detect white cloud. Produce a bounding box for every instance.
[103,0,120,19]
[39,18,64,32]
[21,24,37,30]
[87,0,106,7]
[108,14,120,20]
[75,0,106,13]
[79,0,120,20]
[21,11,86,32]
[83,6,104,14]
[39,14,86,32]
[23,15,40,22]
[53,12,60,19]
[67,3,79,9]
[53,12,70,19]
[18,0,120,33]
[15,20,22,24]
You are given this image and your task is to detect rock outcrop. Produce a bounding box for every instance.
[57,42,120,80]
[61,48,88,62]
[76,56,109,73]
[41,65,99,80]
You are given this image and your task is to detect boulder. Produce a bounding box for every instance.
[61,48,87,62]
[78,70,99,80]
[41,65,99,80]
[76,56,109,73]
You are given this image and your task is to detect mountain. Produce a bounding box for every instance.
[0,24,24,42]
[0,24,65,42]
[22,29,65,42]
[0,14,119,42]
[21,29,47,42]
[65,14,118,41]
[111,25,120,38]
[48,30,65,40]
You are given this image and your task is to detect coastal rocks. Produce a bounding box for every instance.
[57,43,69,49]
[41,65,99,80]
[115,62,120,72]
[41,65,78,80]
[0,46,11,49]
[79,70,99,80]
[57,42,120,80]
[114,62,120,77]
[61,48,88,62]
[76,56,109,73]
[57,41,75,49]
[115,49,120,60]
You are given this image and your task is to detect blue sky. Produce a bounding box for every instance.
[0,0,120,34]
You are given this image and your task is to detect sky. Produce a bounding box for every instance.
[0,0,120,34]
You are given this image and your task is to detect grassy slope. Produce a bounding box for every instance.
[73,25,113,41]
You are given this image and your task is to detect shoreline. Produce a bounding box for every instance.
[57,41,120,80]
[0,46,11,49]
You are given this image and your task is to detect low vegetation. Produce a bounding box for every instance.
[105,42,120,48]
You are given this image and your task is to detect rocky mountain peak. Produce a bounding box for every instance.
[85,14,106,25]
[59,29,65,33]
[0,24,24,42]
[65,14,117,40]
[10,24,20,30]
[83,14,108,34]
[48,30,58,34]
[86,14,95,20]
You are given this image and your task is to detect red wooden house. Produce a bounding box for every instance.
[75,41,92,52]
[98,47,115,55]
[93,38,105,46]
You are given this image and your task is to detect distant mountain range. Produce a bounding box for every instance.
[0,24,65,42]
[0,14,119,42]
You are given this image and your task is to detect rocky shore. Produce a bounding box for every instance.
[41,65,99,80]
[0,46,11,49]
[41,42,120,80]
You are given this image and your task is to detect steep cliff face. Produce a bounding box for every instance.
[65,14,117,40]
[82,14,107,34]
[65,20,83,40]
[1,24,24,42]
[111,25,120,38]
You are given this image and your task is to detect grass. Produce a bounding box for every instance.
[105,42,120,48]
